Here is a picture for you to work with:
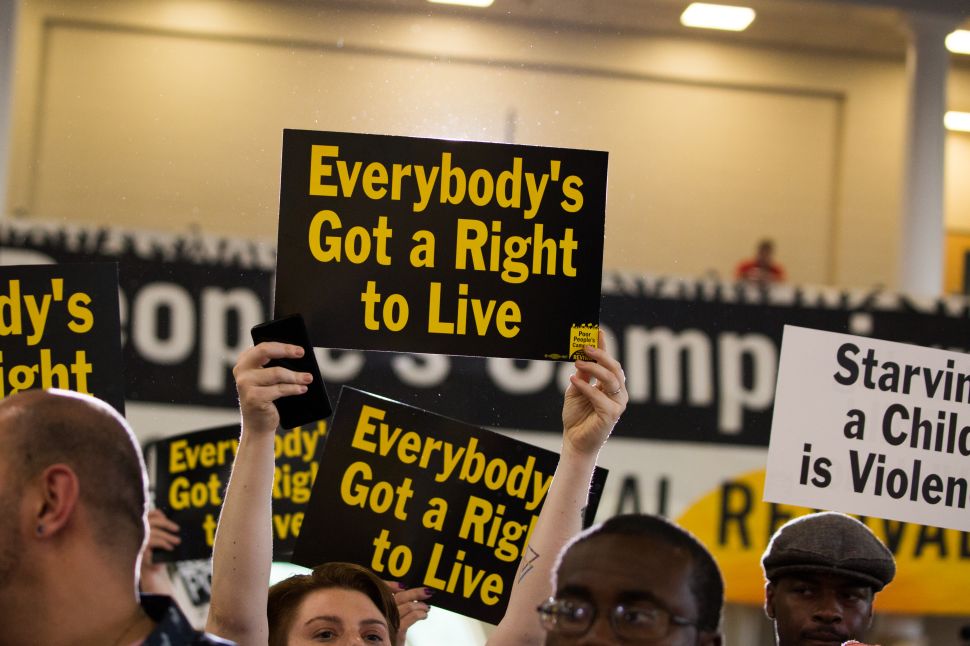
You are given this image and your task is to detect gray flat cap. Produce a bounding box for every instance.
[761,512,895,591]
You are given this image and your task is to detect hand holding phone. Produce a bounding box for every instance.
[250,314,333,429]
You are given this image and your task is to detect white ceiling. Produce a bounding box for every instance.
[322,0,970,63]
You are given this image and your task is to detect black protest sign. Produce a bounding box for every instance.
[274,130,607,361]
[0,263,125,412]
[0,219,274,409]
[148,421,327,562]
[292,387,608,625]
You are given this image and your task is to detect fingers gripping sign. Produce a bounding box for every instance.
[562,333,628,457]
[232,342,314,433]
[146,508,182,552]
[385,581,432,646]
[140,508,181,596]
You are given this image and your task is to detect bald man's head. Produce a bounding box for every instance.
[0,390,147,564]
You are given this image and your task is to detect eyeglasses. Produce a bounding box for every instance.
[537,596,698,642]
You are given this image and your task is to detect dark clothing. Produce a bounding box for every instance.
[141,594,235,646]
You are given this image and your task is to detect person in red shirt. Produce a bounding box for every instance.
[736,239,786,284]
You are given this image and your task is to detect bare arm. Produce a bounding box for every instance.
[487,339,627,646]
[205,342,312,645]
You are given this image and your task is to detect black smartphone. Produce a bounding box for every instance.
[250,313,332,429]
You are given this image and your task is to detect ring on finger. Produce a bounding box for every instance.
[599,383,621,396]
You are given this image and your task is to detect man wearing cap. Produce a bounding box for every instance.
[761,512,896,646]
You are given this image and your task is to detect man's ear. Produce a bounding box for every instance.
[764,581,776,619]
[33,464,80,539]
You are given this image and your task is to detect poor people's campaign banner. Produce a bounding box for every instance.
[274,130,607,361]
[10,220,970,447]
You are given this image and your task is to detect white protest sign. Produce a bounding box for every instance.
[765,325,970,532]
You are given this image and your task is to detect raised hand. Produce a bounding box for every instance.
[233,342,313,434]
[561,335,627,457]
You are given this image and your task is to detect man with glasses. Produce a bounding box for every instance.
[538,514,724,645]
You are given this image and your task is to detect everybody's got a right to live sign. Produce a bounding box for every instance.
[765,325,970,532]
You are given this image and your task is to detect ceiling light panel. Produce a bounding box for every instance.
[428,0,494,7]
[946,30,970,55]
[681,2,756,32]
[945,111,970,133]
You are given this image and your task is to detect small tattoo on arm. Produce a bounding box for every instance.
[518,546,540,583]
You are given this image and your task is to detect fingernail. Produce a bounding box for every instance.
[299,385,308,393]
[423,587,435,596]
[395,582,407,590]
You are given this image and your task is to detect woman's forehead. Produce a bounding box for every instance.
[294,586,385,622]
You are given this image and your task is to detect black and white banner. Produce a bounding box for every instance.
[4,219,969,446]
